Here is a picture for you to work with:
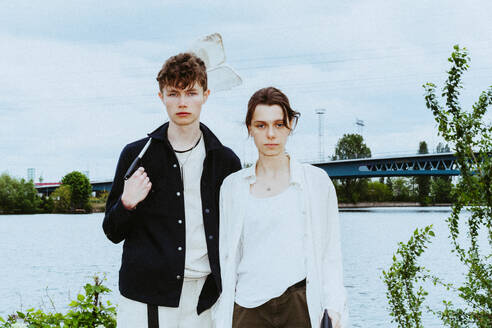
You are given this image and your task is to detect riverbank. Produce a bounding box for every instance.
[90,202,106,212]
[77,201,455,212]
[1,202,453,214]
[339,202,452,208]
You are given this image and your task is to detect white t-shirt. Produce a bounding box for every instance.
[175,136,211,278]
[235,184,306,308]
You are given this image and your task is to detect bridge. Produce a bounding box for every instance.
[35,181,114,195]
[313,152,459,178]
[35,153,459,195]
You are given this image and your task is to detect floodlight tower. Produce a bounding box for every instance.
[356,118,365,135]
[315,108,326,162]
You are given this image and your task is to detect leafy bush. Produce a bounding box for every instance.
[383,46,491,327]
[366,181,393,202]
[51,185,72,213]
[0,276,116,328]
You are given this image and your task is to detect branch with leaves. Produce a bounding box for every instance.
[384,45,492,327]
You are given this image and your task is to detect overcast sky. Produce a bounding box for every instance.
[1,0,491,182]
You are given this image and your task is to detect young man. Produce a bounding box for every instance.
[103,52,241,328]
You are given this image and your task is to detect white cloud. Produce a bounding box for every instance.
[1,0,491,181]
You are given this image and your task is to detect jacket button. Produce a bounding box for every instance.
[176,275,182,280]
[208,235,213,240]
[204,208,210,214]
[176,192,181,197]
[178,246,182,251]
[178,219,183,224]
[173,164,177,168]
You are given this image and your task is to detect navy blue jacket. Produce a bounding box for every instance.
[102,122,241,314]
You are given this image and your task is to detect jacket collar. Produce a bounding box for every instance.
[243,154,303,188]
[148,122,224,153]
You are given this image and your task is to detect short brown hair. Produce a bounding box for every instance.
[156,52,207,92]
[246,87,300,130]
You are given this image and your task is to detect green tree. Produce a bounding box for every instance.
[40,194,54,213]
[332,133,371,203]
[0,173,41,213]
[61,171,92,211]
[51,185,72,213]
[436,142,451,153]
[333,133,372,160]
[366,181,393,202]
[431,142,454,204]
[415,141,431,205]
[430,177,454,204]
[391,177,413,202]
[383,46,492,327]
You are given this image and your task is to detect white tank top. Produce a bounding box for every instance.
[235,185,306,308]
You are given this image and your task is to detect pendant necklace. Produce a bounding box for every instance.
[174,133,202,183]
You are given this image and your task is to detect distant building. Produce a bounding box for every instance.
[27,168,35,181]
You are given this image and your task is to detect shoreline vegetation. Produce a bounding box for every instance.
[1,170,456,215]
[3,133,456,215]
[339,202,451,208]
[0,202,453,215]
[0,171,107,215]
[0,276,117,328]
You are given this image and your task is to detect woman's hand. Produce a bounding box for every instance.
[121,167,152,210]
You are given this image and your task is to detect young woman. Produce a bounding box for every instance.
[214,87,348,328]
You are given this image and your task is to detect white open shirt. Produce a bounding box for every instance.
[213,157,348,327]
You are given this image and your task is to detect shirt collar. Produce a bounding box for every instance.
[243,154,303,187]
[147,122,224,153]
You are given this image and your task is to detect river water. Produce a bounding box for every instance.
[0,208,482,327]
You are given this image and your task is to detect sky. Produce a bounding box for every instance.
[1,0,491,182]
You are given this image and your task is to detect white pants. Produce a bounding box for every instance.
[117,277,213,328]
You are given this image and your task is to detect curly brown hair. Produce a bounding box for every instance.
[246,87,300,131]
[156,52,207,92]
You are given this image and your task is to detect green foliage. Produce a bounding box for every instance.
[430,177,454,203]
[332,133,372,160]
[51,185,72,213]
[89,191,109,212]
[382,225,435,328]
[391,177,414,202]
[333,177,368,203]
[366,181,393,202]
[436,142,451,153]
[384,45,492,327]
[61,171,92,211]
[333,133,371,203]
[96,191,109,203]
[40,195,54,213]
[0,276,116,328]
[0,173,42,214]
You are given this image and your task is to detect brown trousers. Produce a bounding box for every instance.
[232,279,312,328]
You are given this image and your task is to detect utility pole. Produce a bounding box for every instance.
[315,109,326,162]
